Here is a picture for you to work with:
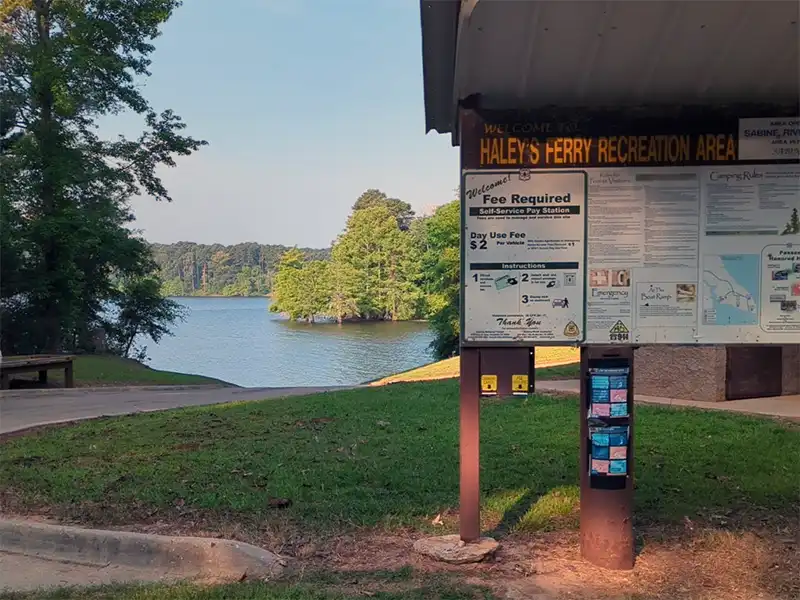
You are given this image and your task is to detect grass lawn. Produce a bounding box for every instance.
[371,347,579,385]
[1,381,797,600]
[6,355,231,388]
[0,574,498,600]
[1,380,795,532]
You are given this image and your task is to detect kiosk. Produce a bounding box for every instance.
[419,0,799,570]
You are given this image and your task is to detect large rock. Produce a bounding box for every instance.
[413,534,499,564]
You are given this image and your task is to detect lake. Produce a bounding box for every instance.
[142,297,435,387]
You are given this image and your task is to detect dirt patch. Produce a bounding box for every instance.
[308,527,798,600]
[1,503,796,600]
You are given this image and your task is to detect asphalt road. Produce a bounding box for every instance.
[0,385,350,435]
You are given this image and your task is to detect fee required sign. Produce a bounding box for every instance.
[461,170,587,345]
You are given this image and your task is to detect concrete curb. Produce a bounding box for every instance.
[0,519,287,582]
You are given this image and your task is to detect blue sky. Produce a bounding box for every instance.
[118,0,458,248]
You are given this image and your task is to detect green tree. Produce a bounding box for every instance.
[106,276,186,360]
[352,189,415,231]
[420,199,461,358]
[209,250,234,293]
[0,0,204,355]
[331,205,423,321]
[328,260,360,323]
[782,208,800,235]
[221,265,266,297]
[270,248,309,320]
[269,250,331,322]
[301,260,332,323]
[160,277,184,297]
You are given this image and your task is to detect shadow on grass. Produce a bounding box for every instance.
[488,489,539,538]
[487,485,580,539]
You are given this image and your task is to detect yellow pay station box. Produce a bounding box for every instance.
[480,374,497,395]
[512,374,529,395]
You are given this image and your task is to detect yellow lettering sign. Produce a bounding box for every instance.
[478,132,738,167]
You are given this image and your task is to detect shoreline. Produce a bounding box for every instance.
[167,296,430,324]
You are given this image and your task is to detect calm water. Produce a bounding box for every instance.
[142,297,434,387]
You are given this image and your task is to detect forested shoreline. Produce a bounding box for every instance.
[151,189,462,359]
[151,242,329,298]
[269,189,461,358]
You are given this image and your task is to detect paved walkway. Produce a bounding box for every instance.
[538,380,800,419]
[0,552,180,592]
[2,379,797,437]
[0,385,350,435]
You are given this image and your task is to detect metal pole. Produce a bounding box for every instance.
[459,347,481,542]
[579,346,635,570]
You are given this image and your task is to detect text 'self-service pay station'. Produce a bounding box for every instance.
[419,0,799,571]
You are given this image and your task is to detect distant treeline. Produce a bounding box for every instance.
[151,242,330,297]
[151,188,462,359]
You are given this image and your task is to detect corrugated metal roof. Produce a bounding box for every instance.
[419,0,460,135]
[422,0,799,138]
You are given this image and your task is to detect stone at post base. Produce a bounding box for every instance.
[413,534,499,564]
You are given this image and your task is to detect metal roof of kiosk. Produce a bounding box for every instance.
[420,0,800,142]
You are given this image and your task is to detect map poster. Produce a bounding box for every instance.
[702,254,759,328]
[462,170,587,344]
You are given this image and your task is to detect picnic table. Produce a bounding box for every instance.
[0,355,75,390]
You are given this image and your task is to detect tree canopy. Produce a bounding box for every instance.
[270,188,461,358]
[352,188,415,231]
[1,0,204,357]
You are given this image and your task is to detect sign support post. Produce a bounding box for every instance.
[459,347,481,542]
[459,346,534,542]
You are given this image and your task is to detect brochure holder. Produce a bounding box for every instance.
[587,365,632,487]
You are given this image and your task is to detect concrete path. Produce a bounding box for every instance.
[3,378,797,438]
[538,380,800,419]
[0,552,180,592]
[0,385,351,435]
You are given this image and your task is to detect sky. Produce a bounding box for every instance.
[112,0,459,249]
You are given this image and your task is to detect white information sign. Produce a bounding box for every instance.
[583,163,800,344]
[462,170,587,344]
[463,162,800,345]
[738,117,800,161]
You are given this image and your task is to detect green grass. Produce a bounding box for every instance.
[25,355,231,388]
[0,380,797,534]
[0,573,497,600]
[535,363,580,380]
[371,348,579,385]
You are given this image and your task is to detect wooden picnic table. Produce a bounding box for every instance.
[0,355,75,390]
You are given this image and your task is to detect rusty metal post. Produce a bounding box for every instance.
[579,345,635,570]
[459,347,481,542]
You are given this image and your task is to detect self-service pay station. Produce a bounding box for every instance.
[419,0,799,570]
